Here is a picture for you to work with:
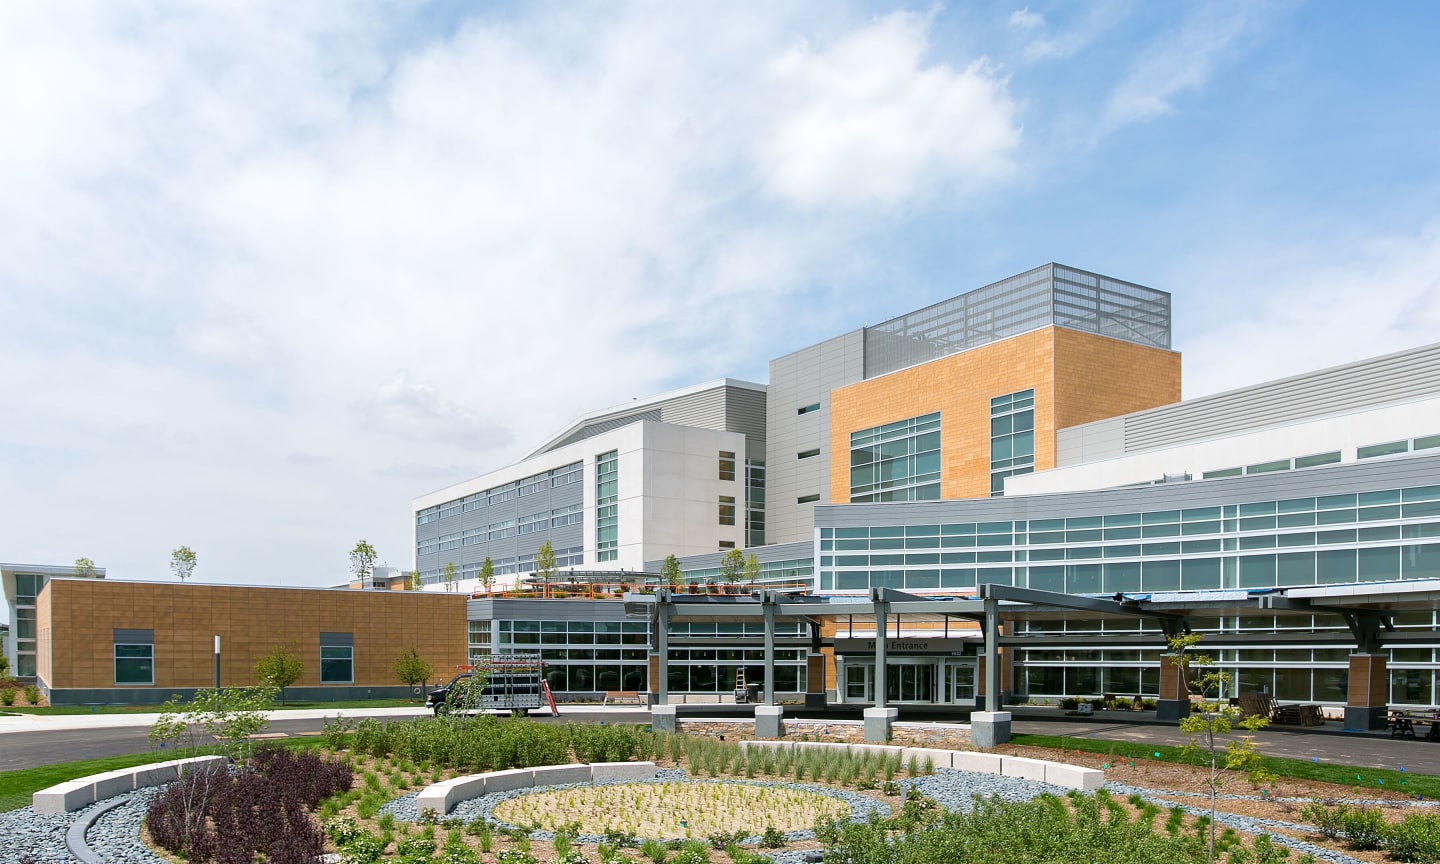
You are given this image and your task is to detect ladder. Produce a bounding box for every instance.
[733,668,749,704]
[540,679,560,716]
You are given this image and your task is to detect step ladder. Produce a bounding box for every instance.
[540,679,560,716]
[733,668,750,704]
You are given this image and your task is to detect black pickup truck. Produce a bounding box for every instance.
[425,665,544,716]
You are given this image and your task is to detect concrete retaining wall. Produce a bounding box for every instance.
[736,739,1102,791]
[34,755,229,814]
[416,761,660,817]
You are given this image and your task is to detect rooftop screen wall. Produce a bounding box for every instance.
[862,263,1171,379]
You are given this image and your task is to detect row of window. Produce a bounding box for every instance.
[596,450,618,562]
[818,544,1440,592]
[1198,434,1440,481]
[678,557,814,586]
[113,638,354,686]
[417,462,583,525]
[849,412,942,503]
[419,545,585,583]
[990,389,1035,496]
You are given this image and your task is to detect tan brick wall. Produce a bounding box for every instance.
[829,327,1180,502]
[39,580,467,691]
[1052,327,1181,429]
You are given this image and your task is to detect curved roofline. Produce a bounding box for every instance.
[524,377,766,459]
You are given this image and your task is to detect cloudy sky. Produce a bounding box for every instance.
[3,1,1438,589]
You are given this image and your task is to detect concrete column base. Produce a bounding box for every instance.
[1156,699,1191,722]
[1345,705,1388,732]
[863,707,898,743]
[755,705,784,739]
[970,710,1011,748]
[650,704,677,734]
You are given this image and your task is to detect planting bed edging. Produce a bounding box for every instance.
[736,740,1103,792]
[32,755,229,814]
[416,761,660,816]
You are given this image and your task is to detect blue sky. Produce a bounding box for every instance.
[2,1,1438,588]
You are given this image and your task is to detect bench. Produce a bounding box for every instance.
[1238,692,1324,727]
[603,691,644,706]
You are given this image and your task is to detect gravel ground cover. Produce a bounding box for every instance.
[13,745,1437,863]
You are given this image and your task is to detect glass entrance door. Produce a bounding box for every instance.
[947,661,976,703]
[886,663,936,703]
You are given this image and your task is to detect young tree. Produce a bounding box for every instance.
[535,540,557,580]
[1169,632,1273,863]
[349,540,377,584]
[406,570,421,591]
[392,647,434,698]
[254,644,304,706]
[719,548,745,584]
[170,546,197,582]
[73,557,98,577]
[743,552,762,585]
[480,556,495,594]
[661,554,683,590]
[442,561,458,593]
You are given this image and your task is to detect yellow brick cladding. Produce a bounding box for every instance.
[38,579,468,690]
[829,327,1180,502]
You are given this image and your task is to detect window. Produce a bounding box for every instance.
[320,633,354,683]
[1246,459,1291,474]
[438,499,462,519]
[797,449,819,459]
[719,495,736,525]
[719,451,736,481]
[550,503,582,528]
[990,390,1034,496]
[798,494,820,504]
[1203,467,1242,479]
[551,461,583,487]
[517,512,546,535]
[850,412,942,502]
[797,403,820,415]
[1417,435,1440,452]
[114,629,154,685]
[719,541,736,549]
[1295,451,1342,469]
[746,459,766,547]
[596,450,618,562]
[1360,440,1410,459]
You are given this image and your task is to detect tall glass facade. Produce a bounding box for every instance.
[596,450,618,562]
[819,483,1440,593]
[990,389,1035,496]
[849,413,942,503]
[817,460,1440,706]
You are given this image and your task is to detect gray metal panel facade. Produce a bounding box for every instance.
[466,598,633,624]
[816,453,1440,528]
[417,472,585,579]
[648,541,814,573]
[766,330,865,544]
[548,410,661,449]
[1061,341,1440,459]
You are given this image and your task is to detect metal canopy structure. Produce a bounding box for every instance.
[624,578,1440,713]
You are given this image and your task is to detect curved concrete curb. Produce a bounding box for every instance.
[417,761,660,816]
[66,795,128,864]
[737,739,1104,791]
[34,755,227,813]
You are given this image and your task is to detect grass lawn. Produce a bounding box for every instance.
[0,737,326,813]
[3,698,424,716]
[1011,732,1440,798]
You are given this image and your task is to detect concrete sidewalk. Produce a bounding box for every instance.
[0,702,649,735]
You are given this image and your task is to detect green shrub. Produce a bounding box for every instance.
[1389,812,1440,862]
[0,689,15,707]
[22,686,40,705]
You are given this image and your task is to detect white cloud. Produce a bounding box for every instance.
[0,3,1023,585]
[1101,3,1281,131]
[758,12,1021,209]
[1009,8,1046,31]
[1180,223,1440,399]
